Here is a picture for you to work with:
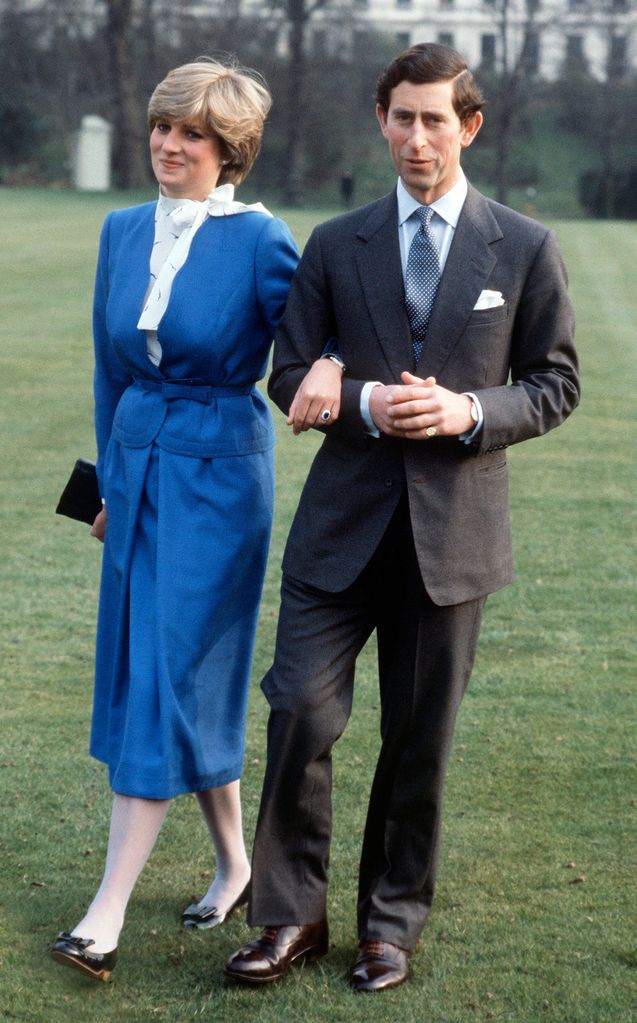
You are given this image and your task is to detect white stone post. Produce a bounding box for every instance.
[74,115,112,192]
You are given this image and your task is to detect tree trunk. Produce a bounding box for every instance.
[601,82,620,218]
[106,0,149,188]
[283,0,308,205]
[493,0,537,207]
[494,90,514,206]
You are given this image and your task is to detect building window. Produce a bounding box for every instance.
[480,34,496,69]
[396,32,411,49]
[440,0,455,8]
[396,0,412,7]
[568,0,585,9]
[438,32,455,48]
[353,0,368,8]
[612,0,628,11]
[608,35,628,78]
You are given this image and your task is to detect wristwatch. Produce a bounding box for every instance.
[469,399,479,424]
[322,353,346,373]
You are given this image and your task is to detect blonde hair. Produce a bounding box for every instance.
[148,57,271,185]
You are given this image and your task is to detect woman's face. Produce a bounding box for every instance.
[150,118,225,200]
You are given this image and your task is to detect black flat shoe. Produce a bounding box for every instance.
[51,932,118,981]
[182,881,250,930]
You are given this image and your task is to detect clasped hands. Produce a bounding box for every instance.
[369,372,474,439]
[288,360,473,439]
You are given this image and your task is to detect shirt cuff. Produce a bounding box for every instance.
[360,381,383,437]
[459,392,484,444]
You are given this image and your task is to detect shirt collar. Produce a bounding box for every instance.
[397,171,467,228]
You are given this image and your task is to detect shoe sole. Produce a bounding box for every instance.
[51,949,113,982]
[349,971,410,993]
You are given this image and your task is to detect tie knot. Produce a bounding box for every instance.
[415,205,434,229]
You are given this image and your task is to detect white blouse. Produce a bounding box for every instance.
[138,183,270,366]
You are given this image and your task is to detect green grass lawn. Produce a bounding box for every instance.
[0,189,635,1023]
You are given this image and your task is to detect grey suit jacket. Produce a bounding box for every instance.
[269,184,580,605]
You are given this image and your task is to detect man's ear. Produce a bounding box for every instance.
[460,110,483,149]
[376,103,389,139]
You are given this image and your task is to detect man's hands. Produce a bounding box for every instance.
[369,372,474,439]
[287,358,343,435]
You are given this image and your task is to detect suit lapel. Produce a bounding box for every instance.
[355,191,414,379]
[353,185,504,381]
[419,184,502,379]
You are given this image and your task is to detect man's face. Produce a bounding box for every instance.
[376,78,482,204]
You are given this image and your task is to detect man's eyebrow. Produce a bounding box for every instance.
[390,105,447,117]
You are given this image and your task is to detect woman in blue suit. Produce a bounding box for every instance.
[51,58,333,981]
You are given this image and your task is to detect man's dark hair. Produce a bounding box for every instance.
[375,42,485,124]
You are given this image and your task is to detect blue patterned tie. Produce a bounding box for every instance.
[405,205,441,362]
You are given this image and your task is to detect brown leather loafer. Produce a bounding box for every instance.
[225,920,328,984]
[348,939,410,992]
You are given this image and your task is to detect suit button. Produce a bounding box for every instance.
[384,478,393,488]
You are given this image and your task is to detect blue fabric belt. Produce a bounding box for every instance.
[134,378,253,405]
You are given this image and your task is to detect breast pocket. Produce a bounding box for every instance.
[467,303,510,328]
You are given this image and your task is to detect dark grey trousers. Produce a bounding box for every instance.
[248,498,485,951]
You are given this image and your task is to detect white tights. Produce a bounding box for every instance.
[71,780,250,953]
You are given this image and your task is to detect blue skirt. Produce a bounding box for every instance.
[90,439,274,798]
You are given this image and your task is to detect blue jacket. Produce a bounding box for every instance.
[93,201,299,488]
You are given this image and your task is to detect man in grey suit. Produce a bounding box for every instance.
[226,43,579,992]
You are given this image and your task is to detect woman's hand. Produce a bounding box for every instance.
[90,506,107,543]
[287,358,343,435]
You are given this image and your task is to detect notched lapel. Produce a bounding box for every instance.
[418,187,502,380]
[355,193,413,379]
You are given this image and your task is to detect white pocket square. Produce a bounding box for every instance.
[474,289,505,310]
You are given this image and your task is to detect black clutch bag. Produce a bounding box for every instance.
[56,458,102,525]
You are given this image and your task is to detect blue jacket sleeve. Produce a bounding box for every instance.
[254,216,299,336]
[92,213,134,493]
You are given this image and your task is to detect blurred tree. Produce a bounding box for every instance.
[106,0,150,187]
[475,0,546,207]
[556,0,637,216]
[477,0,636,209]
[268,0,336,205]
[0,8,40,179]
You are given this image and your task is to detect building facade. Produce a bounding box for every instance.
[5,0,635,81]
[232,0,637,81]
